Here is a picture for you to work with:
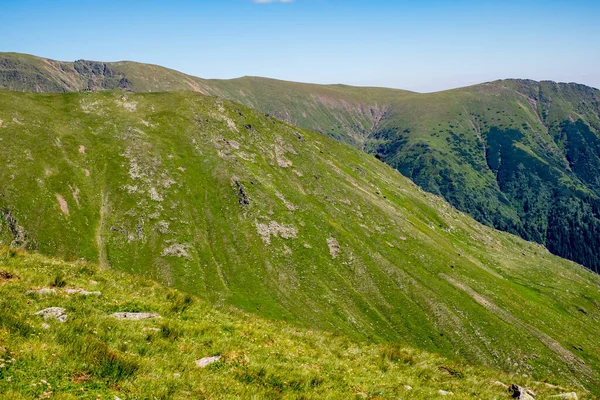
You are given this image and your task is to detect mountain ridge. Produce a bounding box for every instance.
[1,89,600,393]
[5,51,593,93]
[4,53,600,274]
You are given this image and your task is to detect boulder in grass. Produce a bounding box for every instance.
[195,356,221,368]
[109,312,160,320]
[550,394,578,399]
[65,288,102,296]
[35,307,67,322]
[509,384,535,400]
[28,288,57,296]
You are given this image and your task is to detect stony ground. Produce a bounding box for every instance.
[0,248,590,399]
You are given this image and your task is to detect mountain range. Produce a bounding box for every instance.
[1,53,600,395]
[2,52,600,274]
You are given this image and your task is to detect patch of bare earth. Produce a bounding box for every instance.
[56,194,69,215]
[184,78,208,94]
[256,221,298,244]
[327,237,340,258]
[116,96,137,112]
[275,192,297,211]
[162,243,190,258]
[0,270,19,283]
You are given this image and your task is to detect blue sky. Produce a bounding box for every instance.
[2,0,599,92]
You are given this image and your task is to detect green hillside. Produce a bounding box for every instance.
[1,90,599,394]
[204,76,412,148]
[207,77,600,274]
[3,53,600,274]
[1,248,588,399]
[363,80,600,274]
[0,52,213,93]
[0,53,409,147]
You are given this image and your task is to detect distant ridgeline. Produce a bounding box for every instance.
[2,52,600,273]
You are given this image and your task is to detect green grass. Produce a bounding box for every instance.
[206,76,600,273]
[4,54,600,270]
[0,90,599,395]
[0,247,592,399]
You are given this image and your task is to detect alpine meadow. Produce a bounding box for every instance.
[3,53,600,273]
[1,4,600,398]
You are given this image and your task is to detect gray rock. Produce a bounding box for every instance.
[327,237,340,258]
[404,385,412,391]
[550,393,578,399]
[438,390,454,396]
[110,312,160,320]
[28,288,57,296]
[195,356,221,367]
[65,288,101,296]
[509,384,535,400]
[35,307,67,322]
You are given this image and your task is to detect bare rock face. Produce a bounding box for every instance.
[109,312,160,320]
[35,307,67,322]
[1,208,30,248]
[195,356,221,368]
[231,175,250,206]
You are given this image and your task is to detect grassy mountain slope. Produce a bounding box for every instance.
[205,76,600,274]
[197,77,600,275]
[204,76,412,148]
[368,80,600,273]
[1,90,600,393]
[0,52,213,93]
[0,53,410,148]
[4,53,600,274]
[1,248,588,399]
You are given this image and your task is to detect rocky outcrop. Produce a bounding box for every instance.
[550,393,578,399]
[109,312,160,320]
[64,288,101,296]
[327,237,340,258]
[27,288,57,296]
[1,208,30,248]
[35,307,67,322]
[509,384,535,400]
[195,356,220,368]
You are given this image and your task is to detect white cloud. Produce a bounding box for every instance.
[252,0,294,3]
